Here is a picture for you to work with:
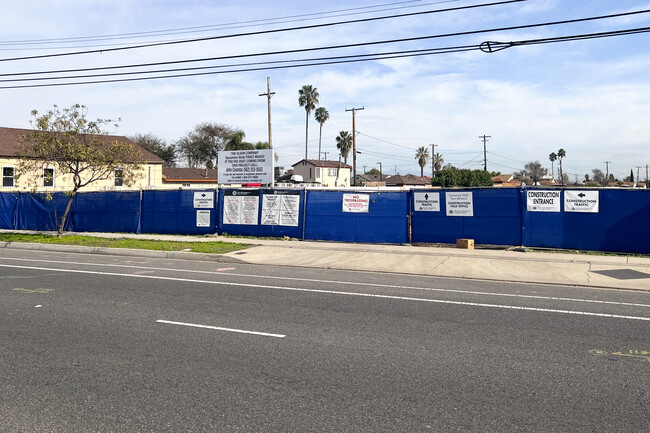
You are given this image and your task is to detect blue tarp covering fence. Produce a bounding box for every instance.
[523,189,650,254]
[0,193,17,229]
[72,191,141,233]
[411,188,523,246]
[0,188,649,253]
[141,189,216,235]
[304,190,409,243]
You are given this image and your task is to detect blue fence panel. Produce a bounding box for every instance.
[141,189,217,235]
[523,189,650,253]
[218,189,263,237]
[72,191,141,233]
[0,193,18,229]
[304,190,408,243]
[16,192,73,231]
[411,188,523,246]
[257,189,305,239]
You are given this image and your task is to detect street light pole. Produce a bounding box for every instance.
[377,162,382,182]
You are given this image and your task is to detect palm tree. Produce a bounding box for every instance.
[314,106,329,160]
[557,148,566,185]
[433,152,444,174]
[298,85,319,159]
[336,131,353,164]
[415,146,430,177]
[549,152,557,182]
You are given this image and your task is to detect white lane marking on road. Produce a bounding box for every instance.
[156,320,285,338]
[1,256,649,308]
[1,263,649,322]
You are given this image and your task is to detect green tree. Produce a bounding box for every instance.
[548,152,557,181]
[130,133,176,167]
[521,160,547,184]
[17,104,143,237]
[335,131,353,164]
[314,106,329,160]
[415,146,430,177]
[365,168,380,175]
[298,84,319,159]
[433,152,444,174]
[557,148,566,185]
[224,131,254,150]
[176,122,237,168]
[431,167,493,187]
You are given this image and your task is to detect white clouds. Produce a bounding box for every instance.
[1,1,649,179]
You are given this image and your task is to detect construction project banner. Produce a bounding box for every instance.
[261,190,301,226]
[218,149,274,184]
[223,190,260,225]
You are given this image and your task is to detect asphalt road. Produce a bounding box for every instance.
[1,249,649,432]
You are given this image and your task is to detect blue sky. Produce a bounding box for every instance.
[2,0,650,181]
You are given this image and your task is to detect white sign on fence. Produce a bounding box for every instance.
[445,191,473,216]
[218,149,274,184]
[413,192,440,212]
[526,190,561,212]
[196,210,211,227]
[564,190,599,213]
[342,193,370,213]
[223,191,260,225]
[193,191,214,209]
[261,192,301,226]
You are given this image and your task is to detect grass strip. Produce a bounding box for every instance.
[0,233,249,254]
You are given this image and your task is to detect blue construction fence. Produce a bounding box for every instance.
[0,188,648,254]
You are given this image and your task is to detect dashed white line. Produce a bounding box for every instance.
[156,320,285,338]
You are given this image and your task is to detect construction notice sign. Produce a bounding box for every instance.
[526,190,561,212]
[342,193,370,213]
[196,210,211,227]
[413,192,440,212]
[565,190,599,213]
[445,191,473,217]
[261,190,301,226]
[223,190,260,225]
[193,191,214,209]
[218,149,273,184]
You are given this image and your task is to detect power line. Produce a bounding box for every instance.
[0,1,456,49]
[0,0,525,62]
[2,17,650,89]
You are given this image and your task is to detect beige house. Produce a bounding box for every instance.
[291,159,352,187]
[0,127,164,192]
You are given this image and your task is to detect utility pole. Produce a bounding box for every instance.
[635,166,642,187]
[646,165,649,187]
[322,151,329,161]
[604,161,612,185]
[377,162,382,181]
[258,77,275,149]
[430,143,437,179]
[479,135,491,171]
[346,107,364,186]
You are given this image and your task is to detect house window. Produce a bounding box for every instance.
[43,168,54,187]
[310,168,313,179]
[114,168,124,187]
[2,167,14,187]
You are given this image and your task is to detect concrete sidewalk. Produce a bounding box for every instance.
[1,230,650,291]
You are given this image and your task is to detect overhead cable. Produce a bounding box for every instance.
[0,1,526,62]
